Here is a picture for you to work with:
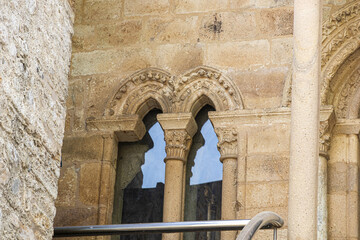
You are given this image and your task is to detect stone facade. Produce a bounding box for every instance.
[0,0,73,239]
[55,1,360,240]
[2,0,360,239]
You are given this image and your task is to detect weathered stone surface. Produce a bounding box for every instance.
[247,155,289,182]
[206,40,270,70]
[0,0,73,239]
[174,0,228,13]
[83,0,122,24]
[246,182,288,208]
[124,0,170,16]
[79,162,101,206]
[56,166,77,207]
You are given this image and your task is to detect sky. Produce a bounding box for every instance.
[140,120,222,188]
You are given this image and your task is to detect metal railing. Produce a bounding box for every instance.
[54,211,283,240]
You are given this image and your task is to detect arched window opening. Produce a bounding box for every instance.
[184,105,222,240]
[112,109,165,240]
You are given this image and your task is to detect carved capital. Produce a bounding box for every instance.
[163,129,192,162]
[157,113,197,162]
[319,106,336,159]
[214,128,238,162]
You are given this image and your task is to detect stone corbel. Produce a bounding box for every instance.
[157,113,197,162]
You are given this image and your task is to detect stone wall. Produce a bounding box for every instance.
[56,0,356,240]
[0,0,73,239]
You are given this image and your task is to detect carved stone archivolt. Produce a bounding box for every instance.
[282,1,360,107]
[105,66,243,118]
[214,128,238,161]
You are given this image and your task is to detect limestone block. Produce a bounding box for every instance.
[246,155,289,182]
[271,37,293,65]
[247,125,290,154]
[54,206,98,226]
[206,40,270,70]
[56,166,77,207]
[229,0,293,8]
[144,16,199,43]
[155,43,204,74]
[124,0,170,16]
[328,162,347,193]
[62,136,104,161]
[79,162,101,206]
[83,0,122,24]
[174,0,228,14]
[232,67,286,108]
[246,182,288,208]
[329,134,347,163]
[71,47,155,76]
[256,8,294,37]
[95,21,143,50]
[328,194,347,238]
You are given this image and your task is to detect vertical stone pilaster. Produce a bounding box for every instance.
[158,113,197,240]
[288,0,322,239]
[214,128,238,240]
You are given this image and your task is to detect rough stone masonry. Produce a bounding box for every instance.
[0,0,73,239]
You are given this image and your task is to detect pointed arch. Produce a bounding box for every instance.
[176,66,244,114]
[105,68,174,117]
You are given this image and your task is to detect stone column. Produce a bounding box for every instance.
[288,0,322,239]
[214,128,238,240]
[317,108,334,240]
[318,132,330,240]
[158,113,197,240]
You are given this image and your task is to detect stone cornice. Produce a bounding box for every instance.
[333,118,360,135]
[86,114,146,142]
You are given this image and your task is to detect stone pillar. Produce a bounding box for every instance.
[318,132,330,240]
[288,0,322,239]
[317,108,334,240]
[214,128,238,240]
[158,113,197,240]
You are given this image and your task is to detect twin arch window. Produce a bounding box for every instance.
[112,106,222,240]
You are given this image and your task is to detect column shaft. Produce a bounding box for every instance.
[163,160,184,240]
[288,0,321,239]
[221,158,237,240]
[317,155,327,240]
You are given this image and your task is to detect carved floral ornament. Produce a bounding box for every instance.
[214,128,238,161]
[282,1,360,107]
[105,66,244,118]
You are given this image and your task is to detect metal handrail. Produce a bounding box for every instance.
[54,211,284,239]
[236,211,284,240]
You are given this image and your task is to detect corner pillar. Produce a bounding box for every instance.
[158,113,197,240]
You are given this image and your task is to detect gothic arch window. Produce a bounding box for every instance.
[184,105,222,240]
[112,109,165,240]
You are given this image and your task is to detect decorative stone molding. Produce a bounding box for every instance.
[106,68,174,118]
[157,113,197,162]
[105,66,243,118]
[282,2,360,107]
[335,68,360,118]
[176,66,243,114]
[214,128,238,161]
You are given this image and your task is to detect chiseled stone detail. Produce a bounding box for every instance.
[336,68,360,118]
[105,66,243,118]
[163,129,192,162]
[214,128,238,161]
